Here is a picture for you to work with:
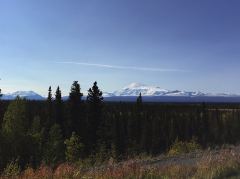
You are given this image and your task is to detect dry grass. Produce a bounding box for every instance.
[1,145,240,179]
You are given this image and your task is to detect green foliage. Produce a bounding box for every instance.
[1,82,240,172]
[31,116,42,134]
[29,116,44,167]
[2,97,29,136]
[44,124,64,166]
[1,98,35,167]
[95,143,108,164]
[64,132,84,162]
[168,138,202,156]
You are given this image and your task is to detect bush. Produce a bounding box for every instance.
[213,165,240,179]
[64,132,84,163]
[2,160,21,177]
[168,138,201,156]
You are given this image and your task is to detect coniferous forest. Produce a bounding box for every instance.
[0,81,240,173]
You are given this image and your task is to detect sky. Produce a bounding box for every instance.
[0,0,240,96]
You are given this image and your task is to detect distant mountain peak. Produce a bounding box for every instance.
[10,91,38,96]
[124,82,146,89]
[114,83,169,96]
[2,91,44,100]
[1,83,240,102]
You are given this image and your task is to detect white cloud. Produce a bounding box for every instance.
[55,61,187,72]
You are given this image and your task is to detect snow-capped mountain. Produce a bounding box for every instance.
[1,83,239,102]
[103,82,238,97]
[2,91,44,100]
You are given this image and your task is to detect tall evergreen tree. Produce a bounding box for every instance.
[87,81,104,151]
[46,86,53,128]
[55,86,62,101]
[87,81,103,104]
[43,124,64,167]
[2,97,29,137]
[29,116,44,167]
[0,88,2,125]
[47,86,52,102]
[136,92,142,104]
[69,81,83,104]
[2,97,33,167]
[67,81,83,137]
[55,86,63,128]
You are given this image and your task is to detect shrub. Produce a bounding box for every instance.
[54,163,80,178]
[64,132,84,163]
[2,160,21,177]
[168,138,201,156]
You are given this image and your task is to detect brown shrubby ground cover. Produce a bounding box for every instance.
[1,145,240,179]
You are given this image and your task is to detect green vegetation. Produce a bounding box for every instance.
[2,160,21,178]
[64,132,84,162]
[168,138,202,156]
[0,145,239,178]
[0,82,240,178]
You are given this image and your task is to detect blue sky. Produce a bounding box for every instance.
[0,0,240,96]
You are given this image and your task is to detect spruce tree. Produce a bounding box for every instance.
[64,132,84,162]
[55,86,62,102]
[2,97,33,167]
[43,124,64,167]
[47,86,52,102]
[67,81,83,137]
[46,86,53,128]
[87,81,104,151]
[87,81,103,104]
[55,86,63,128]
[69,81,83,104]
[2,97,29,136]
[136,92,142,104]
[29,116,44,167]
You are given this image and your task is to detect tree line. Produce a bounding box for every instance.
[0,81,240,171]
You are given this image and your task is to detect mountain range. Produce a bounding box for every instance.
[1,83,240,102]
[1,91,45,100]
[103,83,238,97]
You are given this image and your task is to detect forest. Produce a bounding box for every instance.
[0,81,240,175]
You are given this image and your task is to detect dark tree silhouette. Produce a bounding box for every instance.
[67,81,83,137]
[87,81,104,151]
[55,86,63,129]
[45,86,53,128]
[136,92,142,104]
[47,86,52,102]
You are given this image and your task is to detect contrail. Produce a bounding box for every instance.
[55,61,187,72]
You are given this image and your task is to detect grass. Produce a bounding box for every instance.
[1,145,240,178]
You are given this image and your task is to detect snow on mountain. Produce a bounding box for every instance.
[2,91,44,100]
[105,83,239,97]
[113,83,168,96]
[0,83,239,101]
[102,92,115,97]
